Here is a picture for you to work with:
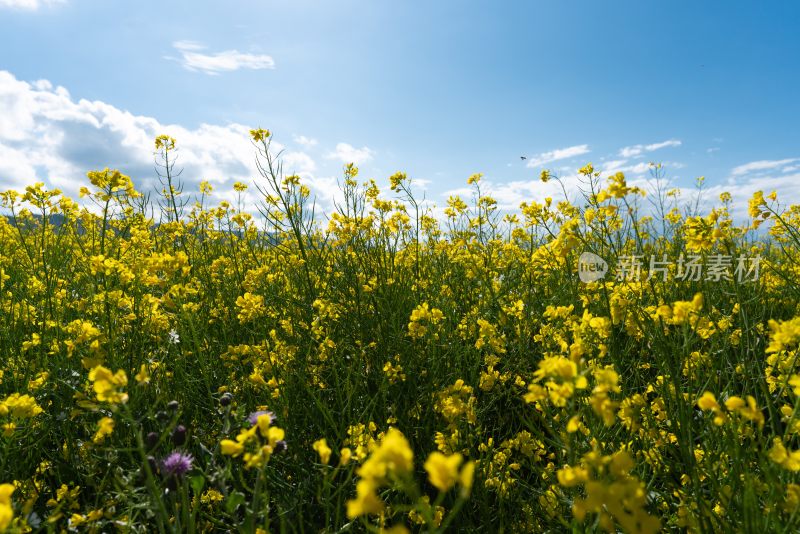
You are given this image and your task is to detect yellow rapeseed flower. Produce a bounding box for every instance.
[88,366,128,404]
[313,438,332,465]
[346,428,414,518]
[92,417,114,444]
[424,452,463,492]
[0,483,15,532]
[0,393,43,418]
[770,438,800,471]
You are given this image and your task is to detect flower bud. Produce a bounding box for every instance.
[172,425,187,446]
[145,431,159,450]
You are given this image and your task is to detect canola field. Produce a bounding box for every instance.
[2,129,800,533]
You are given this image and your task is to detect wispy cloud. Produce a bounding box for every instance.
[411,178,431,190]
[601,160,676,176]
[0,0,62,9]
[293,135,318,148]
[619,139,681,158]
[169,41,275,75]
[602,159,652,175]
[443,173,585,211]
[327,142,373,165]
[600,159,630,173]
[731,158,798,176]
[525,144,590,168]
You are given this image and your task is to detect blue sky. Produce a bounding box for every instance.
[0,0,798,215]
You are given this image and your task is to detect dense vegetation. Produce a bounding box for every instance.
[1,130,800,532]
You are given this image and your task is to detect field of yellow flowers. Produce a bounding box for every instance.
[1,129,800,533]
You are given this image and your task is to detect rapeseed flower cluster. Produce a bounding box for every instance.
[346,428,414,518]
[220,413,285,469]
[558,450,661,533]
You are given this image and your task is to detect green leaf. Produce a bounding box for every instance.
[189,474,205,495]
[225,491,246,514]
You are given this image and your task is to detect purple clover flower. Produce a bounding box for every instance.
[161,451,193,477]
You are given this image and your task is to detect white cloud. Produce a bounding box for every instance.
[731,158,798,176]
[439,156,800,226]
[443,173,588,211]
[0,70,352,213]
[706,171,800,221]
[603,160,661,176]
[619,139,681,158]
[282,151,316,174]
[170,41,275,75]
[441,167,800,225]
[0,0,62,9]
[0,68,249,195]
[327,142,373,165]
[303,175,344,208]
[525,144,590,168]
[293,135,318,148]
[411,178,431,190]
[624,162,651,174]
[600,159,630,173]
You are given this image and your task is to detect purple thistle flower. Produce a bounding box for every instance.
[247,410,275,426]
[161,451,193,477]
